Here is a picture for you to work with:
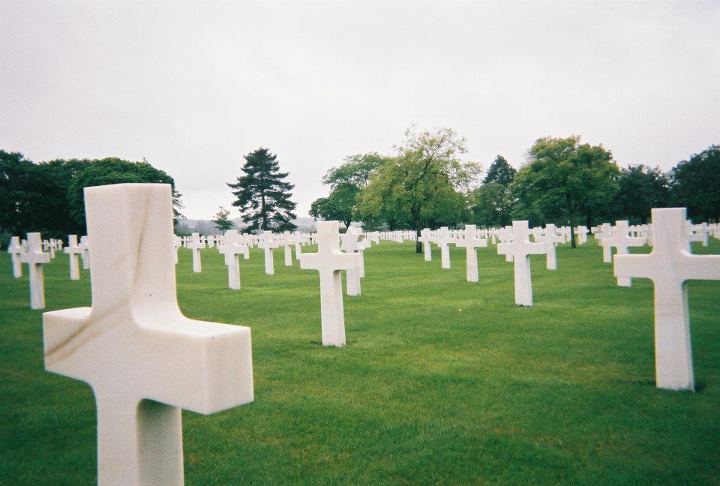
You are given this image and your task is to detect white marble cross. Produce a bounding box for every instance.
[418,228,432,262]
[43,183,253,485]
[64,234,83,280]
[79,235,90,269]
[455,224,488,283]
[575,226,589,245]
[436,226,452,269]
[614,208,720,391]
[221,230,247,290]
[601,220,646,287]
[281,231,293,267]
[187,232,205,273]
[497,220,547,306]
[8,236,24,278]
[262,231,276,275]
[340,228,363,296]
[21,232,51,309]
[299,221,361,346]
[294,231,304,261]
[535,224,563,270]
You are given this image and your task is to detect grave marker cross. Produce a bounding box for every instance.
[418,229,432,262]
[497,220,547,306]
[21,232,50,309]
[455,224,488,282]
[614,208,720,391]
[187,232,205,273]
[43,184,253,485]
[64,234,83,280]
[8,236,24,278]
[299,221,361,346]
[436,226,452,269]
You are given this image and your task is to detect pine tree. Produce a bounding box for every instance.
[227,148,297,232]
[212,206,235,231]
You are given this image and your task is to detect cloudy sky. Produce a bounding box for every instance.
[1,1,718,219]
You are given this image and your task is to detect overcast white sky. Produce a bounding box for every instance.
[1,1,718,219]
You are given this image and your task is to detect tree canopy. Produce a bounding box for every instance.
[669,145,720,222]
[227,148,297,232]
[310,153,387,228]
[614,164,669,224]
[354,127,480,251]
[0,151,181,240]
[511,136,620,247]
[483,155,517,185]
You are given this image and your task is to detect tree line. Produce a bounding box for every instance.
[0,151,182,242]
[310,128,719,250]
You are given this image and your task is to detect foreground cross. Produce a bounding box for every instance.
[8,236,24,278]
[299,221,361,346]
[455,224,488,283]
[614,208,720,391]
[497,220,547,306]
[64,234,83,280]
[43,184,253,485]
[21,233,50,309]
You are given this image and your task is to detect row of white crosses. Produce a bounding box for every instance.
[43,184,254,485]
[7,232,90,310]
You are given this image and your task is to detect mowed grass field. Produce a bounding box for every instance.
[1,237,719,485]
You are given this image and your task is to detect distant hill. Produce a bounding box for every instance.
[176,217,317,235]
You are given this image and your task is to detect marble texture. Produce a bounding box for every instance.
[497,221,547,306]
[43,184,253,485]
[21,232,50,309]
[299,221,361,347]
[8,235,24,278]
[614,208,720,391]
[64,234,82,280]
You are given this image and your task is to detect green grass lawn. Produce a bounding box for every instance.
[1,238,719,485]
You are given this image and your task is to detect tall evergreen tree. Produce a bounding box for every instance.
[212,206,235,231]
[228,148,297,231]
[483,155,516,185]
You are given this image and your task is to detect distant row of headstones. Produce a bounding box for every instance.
[15,183,718,485]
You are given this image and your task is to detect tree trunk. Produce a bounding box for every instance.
[415,227,422,254]
[569,218,577,249]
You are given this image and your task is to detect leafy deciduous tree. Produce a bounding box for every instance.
[68,158,182,233]
[511,136,620,248]
[354,127,481,252]
[669,145,720,222]
[615,164,670,224]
